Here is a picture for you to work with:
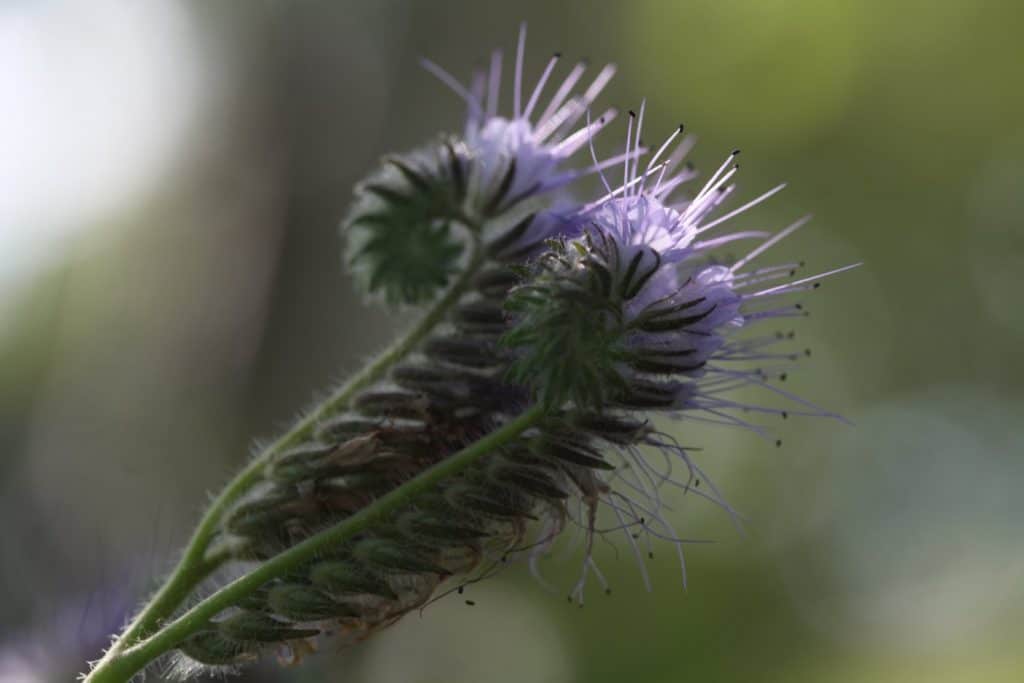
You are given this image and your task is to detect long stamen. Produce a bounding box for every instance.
[541,149,644,193]
[524,53,561,121]
[487,50,502,117]
[730,215,811,272]
[420,58,481,117]
[692,230,771,250]
[693,150,740,204]
[641,124,683,194]
[586,109,614,196]
[698,183,787,234]
[623,110,635,192]
[514,23,526,119]
[631,99,647,196]
[551,107,618,156]
[539,60,586,125]
[752,263,862,297]
[561,64,617,130]
[581,161,666,211]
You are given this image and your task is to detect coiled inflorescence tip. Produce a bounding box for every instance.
[343,140,471,305]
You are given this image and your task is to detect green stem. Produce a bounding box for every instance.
[84,404,546,683]
[90,240,485,671]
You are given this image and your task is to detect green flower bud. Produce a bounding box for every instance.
[502,235,630,409]
[352,538,450,575]
[267,583,358,622]
[218,612,319,643]
[308,560,397,599]
[178,630,259,666]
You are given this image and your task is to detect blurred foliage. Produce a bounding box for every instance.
[1,0,1021,681]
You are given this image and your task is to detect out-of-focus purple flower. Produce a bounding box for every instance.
[0,584,134,683]
[421,24,623,216]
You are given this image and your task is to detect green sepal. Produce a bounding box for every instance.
[178,630,258,666]
[218,612,320,643]
[352,537,450,575]
[308,560,398,599]
[267,583,358,621]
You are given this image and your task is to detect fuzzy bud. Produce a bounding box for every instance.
[501,232,637,409]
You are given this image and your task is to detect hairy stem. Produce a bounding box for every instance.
[84,404,546,683]
[89,240,484,672]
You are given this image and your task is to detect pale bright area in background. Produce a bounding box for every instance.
[0,0,208,304]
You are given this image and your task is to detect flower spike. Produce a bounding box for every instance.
[86,33,859,683]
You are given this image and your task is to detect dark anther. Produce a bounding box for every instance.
[776,439,783,447]
[465,600,476,606]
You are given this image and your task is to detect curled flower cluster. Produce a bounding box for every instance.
[345,140,470,304]
[346,26,619,305]
[168,25,856,675]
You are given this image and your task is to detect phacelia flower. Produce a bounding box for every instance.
[421,23,622,218]
[569,107,860,411]
[502,110,859,595]
[342,24,621,306]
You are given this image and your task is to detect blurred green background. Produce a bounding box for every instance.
[1,1,1022,681]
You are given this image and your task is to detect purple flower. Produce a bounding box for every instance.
[0,583,134,683]
[421,24,623,215]
[503,111,859,598]
[580,109,859,407]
